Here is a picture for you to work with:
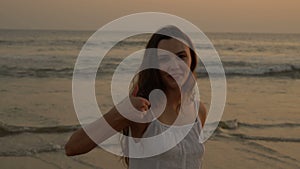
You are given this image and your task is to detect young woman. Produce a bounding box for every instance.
[65,25,207,169]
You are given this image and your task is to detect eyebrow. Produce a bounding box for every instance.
[157,50,187,57]
[175,51,187,55]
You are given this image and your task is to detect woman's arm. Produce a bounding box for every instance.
[65,96,150,156]
[65,106,130,156]
[198,101,207,128]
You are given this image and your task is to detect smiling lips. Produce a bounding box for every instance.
[169,73,183,80]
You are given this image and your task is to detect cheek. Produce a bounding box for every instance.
[185,59,192,74]
[181,59,192,72]
[185,49,192,68]
[158,60,175,73]
[187,55,192,68]
[181,58,192,78]
[158,63,167,72]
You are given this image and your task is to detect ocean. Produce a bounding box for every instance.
[1,30,300,78]
[0,29,299,169]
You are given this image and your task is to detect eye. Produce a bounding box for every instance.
[178,54,187,60]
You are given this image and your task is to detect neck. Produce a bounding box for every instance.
[157,87,182,125]
[165,87,181,114]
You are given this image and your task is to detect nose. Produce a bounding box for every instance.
[157,51,183,72]
[170,58,180,71]
[169,56,184,70]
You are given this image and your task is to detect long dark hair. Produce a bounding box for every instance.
[120,25,198,167]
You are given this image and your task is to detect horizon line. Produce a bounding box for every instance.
[1,27,300,35]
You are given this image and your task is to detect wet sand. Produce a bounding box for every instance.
[0,76,299,169]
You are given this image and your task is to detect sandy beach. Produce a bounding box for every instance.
[0,76,299,169]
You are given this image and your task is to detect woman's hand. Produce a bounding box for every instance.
[116,96,151,123]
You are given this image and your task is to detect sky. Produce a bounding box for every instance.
[0,0,299,33]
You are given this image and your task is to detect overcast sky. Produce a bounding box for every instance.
[1,0,299,33]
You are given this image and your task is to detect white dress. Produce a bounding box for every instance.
[128,109,205,169]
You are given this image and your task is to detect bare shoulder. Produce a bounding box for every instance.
[198,101,207,127]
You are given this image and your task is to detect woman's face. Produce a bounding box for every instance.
[157,38,192,89]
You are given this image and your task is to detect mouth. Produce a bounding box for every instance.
[169,73,183,80]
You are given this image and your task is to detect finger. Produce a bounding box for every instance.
[138,108,147,118]
[144,100,151,108]
[138,97,151,106]
[140,105,148,112]
[142,102,150,109]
